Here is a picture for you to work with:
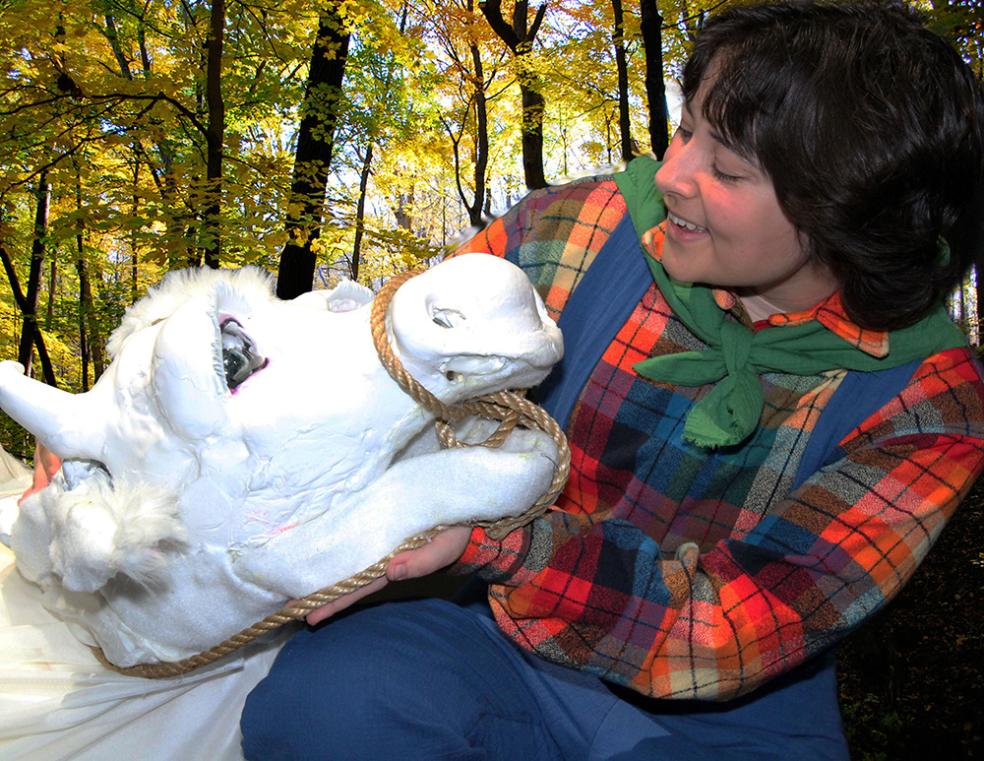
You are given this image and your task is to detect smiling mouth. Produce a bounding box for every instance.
[668,211,708,234]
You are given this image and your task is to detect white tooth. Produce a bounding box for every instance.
[669,212,705,232]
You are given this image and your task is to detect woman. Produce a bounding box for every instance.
[242,3,984,758]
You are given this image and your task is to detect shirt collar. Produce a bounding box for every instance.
[641,221,890,359]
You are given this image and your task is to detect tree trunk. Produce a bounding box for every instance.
[1,179,57,386]
[74,167,105,385]
[612,0,634,162]
[130,158,140,302]
[76,233,90,391]
[18,174,49,375]
[519,85,547,189]
[103,13,132,79]
[395,191,414,231]
[45,258,56,331]
[0,243,57,388]
[481,0,549,190]
[277,9,351,299]
[640,0,669,159]
[202,0,225,269]
[449,17,492,228]
[470,32,490,226]
[351,143,374,282]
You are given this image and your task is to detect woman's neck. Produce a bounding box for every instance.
[739,293,786,323]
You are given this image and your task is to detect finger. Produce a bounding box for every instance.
[304,575,388,626]
[38,445,61,480]
[20,444,62,504]
[387,526,472,581]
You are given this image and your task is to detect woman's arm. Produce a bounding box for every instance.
[455,347,984,700]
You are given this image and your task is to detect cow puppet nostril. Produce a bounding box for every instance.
[431,308,465,329]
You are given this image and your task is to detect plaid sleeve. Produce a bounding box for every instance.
[456,347,984,700]
[456,177,627,321]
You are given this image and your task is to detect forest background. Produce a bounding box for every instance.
[1,0,981,404]
[0,1,982,758]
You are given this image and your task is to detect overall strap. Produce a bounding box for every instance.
[536,214,651,429]
[532,208,924,478]
[792,360,921,490]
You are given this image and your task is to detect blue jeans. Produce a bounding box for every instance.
[241,598,849,760]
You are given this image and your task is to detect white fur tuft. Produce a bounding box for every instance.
[107,266,276,358]
[110,479,188,585]
[14,470,186,593]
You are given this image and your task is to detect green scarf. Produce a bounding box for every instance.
[614,156,967,449]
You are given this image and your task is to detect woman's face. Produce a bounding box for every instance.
[654,81,838,315]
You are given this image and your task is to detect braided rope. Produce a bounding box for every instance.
[96,266,570,678]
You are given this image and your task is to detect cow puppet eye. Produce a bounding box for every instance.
[220,319,266,389]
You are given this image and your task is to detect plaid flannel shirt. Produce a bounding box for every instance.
[453,174,984,700]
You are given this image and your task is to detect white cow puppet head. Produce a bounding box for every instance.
[0,255,563,666]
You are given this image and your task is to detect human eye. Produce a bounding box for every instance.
[673,123,693,143]
[711,165,743,183]
[710,146,753,183]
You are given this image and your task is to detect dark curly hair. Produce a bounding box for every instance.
[683,1,984,330]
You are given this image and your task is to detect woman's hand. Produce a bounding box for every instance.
[303,525,472,625]
[19,443,61,504]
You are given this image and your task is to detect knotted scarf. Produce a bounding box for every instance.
[614,156,968,449]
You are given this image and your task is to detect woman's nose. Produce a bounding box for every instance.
[655,139,697,199]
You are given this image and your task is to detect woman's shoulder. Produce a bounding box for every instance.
[853,345,984,443]
[913,345,984,412]
[506,171,628,240]
[456,172,626,259]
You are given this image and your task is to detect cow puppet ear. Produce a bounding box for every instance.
[151,294,230,440]
[327,281,373,312]
[292,281,373,313]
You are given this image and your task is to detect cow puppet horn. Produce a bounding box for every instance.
[0,362,107,461]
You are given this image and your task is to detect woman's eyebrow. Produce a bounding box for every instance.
[709,127,758,166]
[681,99,758,168]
